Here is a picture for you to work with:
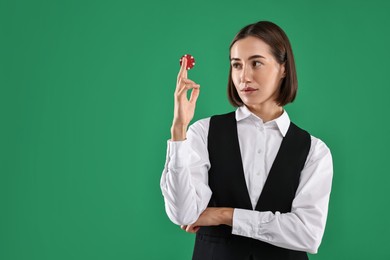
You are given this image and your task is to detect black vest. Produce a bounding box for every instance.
[192,112,311,260]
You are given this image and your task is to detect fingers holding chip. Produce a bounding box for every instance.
[179,54,195,70]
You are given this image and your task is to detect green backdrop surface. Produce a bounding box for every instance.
[1,0,389,259]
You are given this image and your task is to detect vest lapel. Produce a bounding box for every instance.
[207,112,252,210]
[255,122,310,212]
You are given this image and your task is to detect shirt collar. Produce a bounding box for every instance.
[235,105,290,137]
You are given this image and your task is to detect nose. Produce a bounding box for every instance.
[240,65,251,83]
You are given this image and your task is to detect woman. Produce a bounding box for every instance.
[160,21,333,260]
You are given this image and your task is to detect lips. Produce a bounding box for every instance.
[241,86,258,92]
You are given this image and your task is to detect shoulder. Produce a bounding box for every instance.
[310,134,331,155]
[189,111,236,134]
[289,121,332,166]
[187,117,211,145]
[306,134,333,167]
[189,117,210,133]
[187,111,236,143]
[288,119,329,152]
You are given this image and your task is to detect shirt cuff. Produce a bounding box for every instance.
[167,139,191,168]
[232,208,273,241]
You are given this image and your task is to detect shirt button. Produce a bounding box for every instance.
[257,149,262,154]
[256,172,260,176]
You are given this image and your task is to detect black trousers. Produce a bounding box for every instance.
[192,233,308,260]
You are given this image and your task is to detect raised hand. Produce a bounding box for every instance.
[171,56,200,141]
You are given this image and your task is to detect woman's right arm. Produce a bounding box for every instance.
[160,120,212,226]
[160,57,212,225]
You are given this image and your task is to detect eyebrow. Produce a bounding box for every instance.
[230,55,266,61]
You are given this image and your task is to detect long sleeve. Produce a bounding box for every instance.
[232,137,333,254]
[160,119,212,225]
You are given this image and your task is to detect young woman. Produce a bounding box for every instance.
[161,21,333,260]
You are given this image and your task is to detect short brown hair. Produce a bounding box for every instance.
[227,21,298,107]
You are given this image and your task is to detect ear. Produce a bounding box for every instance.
[280,62,286,78]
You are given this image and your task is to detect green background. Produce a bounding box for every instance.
[1,0,389,259]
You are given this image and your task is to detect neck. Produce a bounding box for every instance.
[245,103,283,122]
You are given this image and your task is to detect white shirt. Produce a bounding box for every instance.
[160,106,333,254]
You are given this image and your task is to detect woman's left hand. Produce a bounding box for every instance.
[180,207,234,233]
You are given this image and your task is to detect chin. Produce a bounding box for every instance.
[241,98,262,107]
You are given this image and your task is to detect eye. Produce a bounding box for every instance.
[252,60,262,67]
[231,62,242,69]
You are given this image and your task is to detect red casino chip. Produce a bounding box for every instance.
[179,54,195,70]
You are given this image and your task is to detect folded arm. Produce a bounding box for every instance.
[183,137,333,254]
